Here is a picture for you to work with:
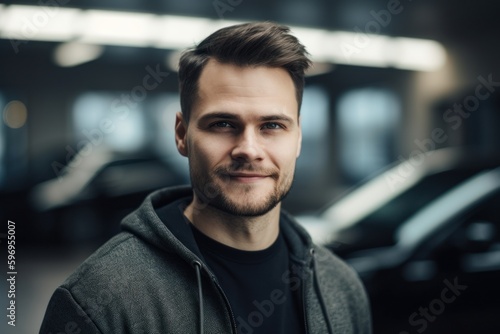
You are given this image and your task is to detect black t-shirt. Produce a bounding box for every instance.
[191,224,304,334]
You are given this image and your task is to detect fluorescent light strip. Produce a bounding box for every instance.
[0,5,446,71]
[79,10,156,47]
[0,5,80,42]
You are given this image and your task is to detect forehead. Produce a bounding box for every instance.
[192,59,298,120]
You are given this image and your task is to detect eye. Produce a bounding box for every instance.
[210,121,233,128]
[262,122,283,130]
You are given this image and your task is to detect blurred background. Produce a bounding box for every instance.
[0,0,499,333]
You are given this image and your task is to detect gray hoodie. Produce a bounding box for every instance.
[39,186,372,334]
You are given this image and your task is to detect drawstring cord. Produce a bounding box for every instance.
[192,260,204,334]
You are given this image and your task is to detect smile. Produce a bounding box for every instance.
[227,173,269,183]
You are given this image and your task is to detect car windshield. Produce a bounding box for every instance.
[328,168,486,251]
[361,169,479,229]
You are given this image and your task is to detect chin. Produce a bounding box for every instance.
[214,191,282,217]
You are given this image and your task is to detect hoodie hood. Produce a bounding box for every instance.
[121,185,315,266]
[120,186,203,263]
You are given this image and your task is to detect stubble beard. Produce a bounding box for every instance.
[190,162,294,217]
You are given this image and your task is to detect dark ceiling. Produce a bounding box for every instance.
[1,0,500,83]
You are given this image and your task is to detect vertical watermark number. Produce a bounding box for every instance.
[5,220,17,327]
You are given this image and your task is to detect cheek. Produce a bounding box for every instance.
[273,138,300,161]
[189,136,226,168]
[270,147,299,175]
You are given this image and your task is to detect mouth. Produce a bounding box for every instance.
[225,172,270,183]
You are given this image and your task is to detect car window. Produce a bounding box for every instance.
[351,168,484,246]
[446,191,500,271]
[408,188,500,272]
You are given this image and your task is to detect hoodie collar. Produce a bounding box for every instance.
[121,185,314,265]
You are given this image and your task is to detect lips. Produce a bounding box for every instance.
[227,172,269,183]
[228,172,268,178]
[214,165,279,182]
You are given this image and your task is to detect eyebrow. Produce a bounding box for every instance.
[198,112,238,123]
[259,114,295,124]
[198,112,295,125]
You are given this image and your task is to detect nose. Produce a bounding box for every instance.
[230,128,264,162]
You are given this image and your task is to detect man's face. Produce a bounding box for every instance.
[175,59,302,217]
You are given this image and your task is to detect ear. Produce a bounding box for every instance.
[296,116,302,158]
[175,112,188,157]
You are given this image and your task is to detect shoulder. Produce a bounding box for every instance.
[40,233,145,333]
[313,244,366,296]
[47,232,194,332]
[312,244,372,333]
[64,232,143,288]
[314,245,357,277]
[62,231,187,295]
[59,233,151,312]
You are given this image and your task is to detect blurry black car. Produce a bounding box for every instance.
[29,149,189,244]
[298,148,500,334]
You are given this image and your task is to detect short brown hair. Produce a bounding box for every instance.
[178,21,311,122]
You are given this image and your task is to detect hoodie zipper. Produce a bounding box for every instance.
[210,274,238,333]
[301,248,316,334]
[302,279,310,334]
[191,258,237,333]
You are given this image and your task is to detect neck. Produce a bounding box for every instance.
[184,195,281,251]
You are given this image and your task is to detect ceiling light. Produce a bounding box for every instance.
[390,37,447,71]
[0,5,447,72]
[53,42,104,67]
[78,10,156,47]
[0,5,80,42]
[154,15,215,49]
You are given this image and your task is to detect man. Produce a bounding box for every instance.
[40,22,371,334]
